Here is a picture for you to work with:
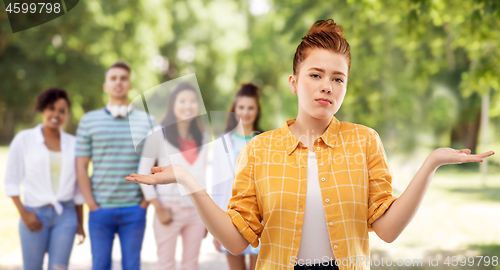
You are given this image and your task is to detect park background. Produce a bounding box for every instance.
[1,0,500,269]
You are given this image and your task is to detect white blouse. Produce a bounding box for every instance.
[4,124,85,214]
[211,131,240,211]
[138,126,209,207]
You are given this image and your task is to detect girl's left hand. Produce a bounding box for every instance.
[76,223,86,245]
[428,148,495,168]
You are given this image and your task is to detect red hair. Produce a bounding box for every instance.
[292,19,351,75]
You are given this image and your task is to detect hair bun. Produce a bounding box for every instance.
[293,18,351,75]
[306,19,344,37]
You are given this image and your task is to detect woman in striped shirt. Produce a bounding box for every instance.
[127,19,495,270]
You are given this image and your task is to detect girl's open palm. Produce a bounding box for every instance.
[125,164,187,185]
[429,148,495,168]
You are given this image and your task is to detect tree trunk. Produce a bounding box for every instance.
[0,109,16,145]
[480,91,490,187]
[450,109,481,154]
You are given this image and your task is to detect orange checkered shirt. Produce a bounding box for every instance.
[225,115,399,270]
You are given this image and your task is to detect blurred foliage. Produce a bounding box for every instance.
[0,0,499,153]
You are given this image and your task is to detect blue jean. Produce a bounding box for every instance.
[221,242,260,255]
[88,205,147,270]
[19,200,78,270]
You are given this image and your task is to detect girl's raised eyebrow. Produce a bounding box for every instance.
[308,67,346,77]
[332,71,347,77]
[308,67,325,73]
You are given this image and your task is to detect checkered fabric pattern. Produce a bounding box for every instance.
[226,115,398,270]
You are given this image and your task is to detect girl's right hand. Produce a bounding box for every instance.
[126,164,187,185]
[156,206,173,225]
[21,210,43,232]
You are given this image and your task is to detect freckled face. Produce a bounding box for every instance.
[289,48,349,119]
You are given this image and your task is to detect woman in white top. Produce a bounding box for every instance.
[212,83,263,270]
[138,82,209,270]
[4,88,85,270]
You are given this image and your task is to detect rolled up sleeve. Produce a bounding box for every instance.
[4,133,25,197]
[225,142,263,248]
[366,129,398,232]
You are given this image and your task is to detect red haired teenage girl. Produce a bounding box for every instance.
[127,19,495,270]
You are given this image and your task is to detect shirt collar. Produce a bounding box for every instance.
[281,115,341,155]
[34,124,44,144]
[34,124,69,148]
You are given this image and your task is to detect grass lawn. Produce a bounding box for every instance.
[370,164,500,270]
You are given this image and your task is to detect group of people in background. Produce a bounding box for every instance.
[4,61,263,270]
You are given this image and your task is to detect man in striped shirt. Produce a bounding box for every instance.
[76,61,154,270]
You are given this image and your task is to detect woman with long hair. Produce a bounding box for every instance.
[212,83,263,270]
[4,88,85,270]
[128,19,495,270]
[138,81,209,270]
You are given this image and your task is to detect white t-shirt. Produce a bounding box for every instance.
[296,149,336,262]
[49,150,62,196]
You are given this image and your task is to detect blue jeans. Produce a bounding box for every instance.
[19,200,78,270]
[221,242,260,255]
[89,205,147,270]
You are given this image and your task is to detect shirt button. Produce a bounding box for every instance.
[321,177,326,181]
[316,147,320,151]
[325,198,329,203]
[317,139,321,142]
[329,222,333,226]
[320,163,324,166]
[334,245,338,249]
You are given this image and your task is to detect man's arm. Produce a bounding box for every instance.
[76,156,99,211]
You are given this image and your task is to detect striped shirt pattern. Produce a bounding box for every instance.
[226,115,398,270]
[76,108,154,208]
